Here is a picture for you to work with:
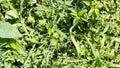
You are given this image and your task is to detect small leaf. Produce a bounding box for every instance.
[88,7,94,16]
[7,40,26,55]
[81,17,88,22]
[5,10,18,19]
[63,63,76,68]
[53,32,59,38]
[27,15,35,23]
[95,9,99,16]
[56,0,64,4]
[116,54,120,60]
[78,9,86,17]
[83,1,90,6]
[99,23,110,36]
[50,39,57,45]
[70,35,80,57]
[9,41,20,52]
[0,22,22,38]
[65,0,73,6]
[69,8,77,17]
[28,0,37,4]
[73,17,79,24]
[110,37,120,43]
[104,4,109,11]
[39,19,46,26]
[27,38,38,43]
[86,38,96,57]
[48,28,54,35]
[101,35,106,48]
[34,5,51,12]
[55,29,67,38]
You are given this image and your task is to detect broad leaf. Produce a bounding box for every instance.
[0,22,22,38]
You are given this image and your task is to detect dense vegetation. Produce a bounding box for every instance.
[0,0,120,67]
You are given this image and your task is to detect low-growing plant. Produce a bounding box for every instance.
[0,0,120,68]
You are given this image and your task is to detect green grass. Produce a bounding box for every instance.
[0,0,120,68]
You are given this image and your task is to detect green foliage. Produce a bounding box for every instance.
[0,0,120,67]
[0,22,22,38]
